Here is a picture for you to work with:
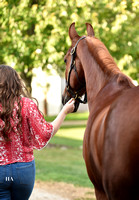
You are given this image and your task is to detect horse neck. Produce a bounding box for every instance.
[78,40,120,111]
[81,56,106,111]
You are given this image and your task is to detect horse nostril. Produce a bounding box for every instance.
[64,59,67,63]
[62,95,65,105]
[62,94,71,105]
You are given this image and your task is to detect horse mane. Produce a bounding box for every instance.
[86,37,120,77]
[86,36,135,87]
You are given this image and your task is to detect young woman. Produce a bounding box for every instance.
[0,64,75,200]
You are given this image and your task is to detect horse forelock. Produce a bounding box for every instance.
[86,37,120,78]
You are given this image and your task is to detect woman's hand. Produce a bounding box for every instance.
[51,98,75,135]
[62,98,75,114]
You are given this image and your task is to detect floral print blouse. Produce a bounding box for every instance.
[0,97,53,165]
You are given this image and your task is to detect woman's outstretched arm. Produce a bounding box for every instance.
[51,98,75,135]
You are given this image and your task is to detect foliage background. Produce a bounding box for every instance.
[0,0,139,89]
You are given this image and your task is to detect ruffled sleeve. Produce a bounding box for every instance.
[27,99,53,150]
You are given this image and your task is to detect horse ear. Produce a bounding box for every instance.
[86,23,95,36]
[69,22,79,40]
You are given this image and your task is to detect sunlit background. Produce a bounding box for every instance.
[0,0,138,115]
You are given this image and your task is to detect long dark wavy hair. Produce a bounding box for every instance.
[0,64,30,141]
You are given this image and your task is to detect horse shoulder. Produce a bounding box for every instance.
[83,105,110,190]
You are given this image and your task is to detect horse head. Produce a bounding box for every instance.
[62,23,95,112]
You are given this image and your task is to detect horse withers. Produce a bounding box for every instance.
[62,23,139,200]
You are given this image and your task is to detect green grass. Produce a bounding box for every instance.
[45,111,89,122]
[34,125,93,188]
[34,147,91,187]
[65,112,89,121]
[53,127,85,142]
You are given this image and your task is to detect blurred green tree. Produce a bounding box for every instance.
[0,0,138,90]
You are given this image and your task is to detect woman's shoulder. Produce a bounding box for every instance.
[22,97,33,104]
[21,97,36,103]
[21,97,42,120]
[21,97,38,109]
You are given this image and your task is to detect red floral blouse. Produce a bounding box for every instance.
[0,97,53,165]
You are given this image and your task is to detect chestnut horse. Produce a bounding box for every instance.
[62,23,139,200]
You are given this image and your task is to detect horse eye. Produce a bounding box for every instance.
[64,59,67,63]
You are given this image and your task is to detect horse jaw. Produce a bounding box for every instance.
[86,23,95,37]
[69,22,80,40]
